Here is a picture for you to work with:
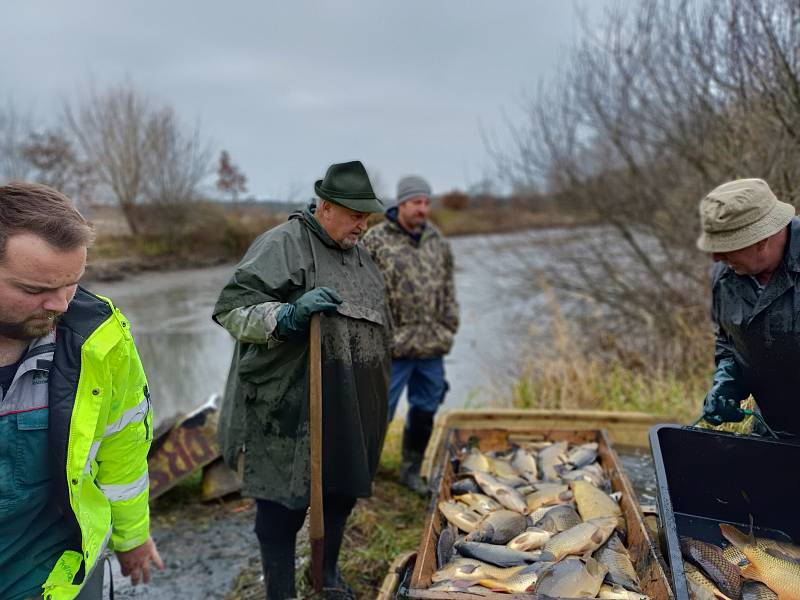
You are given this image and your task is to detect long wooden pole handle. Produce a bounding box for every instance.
[309,313,324,591]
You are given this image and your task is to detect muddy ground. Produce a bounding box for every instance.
[103,495,262,599]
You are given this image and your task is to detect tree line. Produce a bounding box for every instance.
[0,84,248,236]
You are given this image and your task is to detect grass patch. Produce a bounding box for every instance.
[509,290,715,422]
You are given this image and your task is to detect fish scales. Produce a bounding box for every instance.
[721,523,800,600]
[680,536,742,600]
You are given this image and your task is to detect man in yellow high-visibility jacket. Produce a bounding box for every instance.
[0,183,163,600]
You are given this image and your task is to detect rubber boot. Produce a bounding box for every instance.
[400,407,435,496]
[259,542,297,600]
[321,496,357,599]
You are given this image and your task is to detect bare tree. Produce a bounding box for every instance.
[490,0,800,372]
[216,150,247,203]
[142,107,212,207]
[64,85,151,234]
[21,129,95,205]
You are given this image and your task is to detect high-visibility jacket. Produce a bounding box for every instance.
[42,287,153,600]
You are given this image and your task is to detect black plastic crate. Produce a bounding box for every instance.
[649,424,800,599]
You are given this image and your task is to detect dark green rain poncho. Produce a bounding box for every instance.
[711,218,800,436]
[213,207,391,508]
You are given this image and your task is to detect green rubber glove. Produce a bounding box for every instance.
[275,287,342,338]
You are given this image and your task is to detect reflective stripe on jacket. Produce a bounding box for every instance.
[42,287,153,600]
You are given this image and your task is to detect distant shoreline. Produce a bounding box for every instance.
[84,207,597,283]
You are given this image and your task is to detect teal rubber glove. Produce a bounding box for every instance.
[275,287,343,339]
[702,357,747,425]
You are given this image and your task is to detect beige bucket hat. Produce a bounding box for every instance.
[697,178,795,253]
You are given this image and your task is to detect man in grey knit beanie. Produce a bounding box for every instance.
[363,175,460,495]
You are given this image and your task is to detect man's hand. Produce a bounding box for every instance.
[703,394,746,425]
[116,537,164,585]
[293,287,343,325]
[276,287,343,338]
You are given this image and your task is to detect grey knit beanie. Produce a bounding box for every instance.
[396,175,432,204]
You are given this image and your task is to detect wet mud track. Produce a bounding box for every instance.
[104,497,259,599]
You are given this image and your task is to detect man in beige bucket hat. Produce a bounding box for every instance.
[697,178,800,434]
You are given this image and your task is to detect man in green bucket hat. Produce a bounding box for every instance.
[213,161,391,599]
[697,178,800,435]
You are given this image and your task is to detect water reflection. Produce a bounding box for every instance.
[91,232,561,427]
[134,330,233,425]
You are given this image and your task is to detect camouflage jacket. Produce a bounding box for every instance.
[363,209,459,359]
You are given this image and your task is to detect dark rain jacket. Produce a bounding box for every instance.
[362,208,459,359]
[711,217,800,435]
[213,208,391,509]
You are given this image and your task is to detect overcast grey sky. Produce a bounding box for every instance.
[3,1,618,200]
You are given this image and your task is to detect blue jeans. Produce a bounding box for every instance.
[388,357,448,422]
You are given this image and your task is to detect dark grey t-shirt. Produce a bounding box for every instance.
[0,356,23,394]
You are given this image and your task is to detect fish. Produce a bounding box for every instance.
[465,509,528,544]
[477,562,551,593]
[515,484,537,496]
[453,492,502,515]
[680,536,742,600]
[494,474,529,488]
[436,525,456,569]
[486,455,520,479]
[472,471,528,514]
[561,442,599,470]
[572,480,623,521]
[562,462,608,487]
[598,584,651,599]
[754,538,800,564]
[722,543,748,567]
[595,533,641,592]
[526,487,573,512]
[510,446,539,482]
[438,500,483,533]
[534,504,583,534]
[454,540,542,567]
[542,516,618,561]
[683,561,733,600]
[428,581,493,595]
[450,477,482,495]
[723,537,800,569]
[741,581,779,600]
[460,447,491,473]
[507,527,553,551]
[431,557,528,584]
[720,523,800,600]
[535,556,608,598]
[531,481,571,494]
[538,440,568,480]
[541,517,616,562]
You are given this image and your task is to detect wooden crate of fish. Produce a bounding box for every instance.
[407,428,673,599]
[651,425,800,600]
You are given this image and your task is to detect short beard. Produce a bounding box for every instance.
[0,313,59,341]
[338,238,358,250]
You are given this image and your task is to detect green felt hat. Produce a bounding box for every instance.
[314,161,384,213]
